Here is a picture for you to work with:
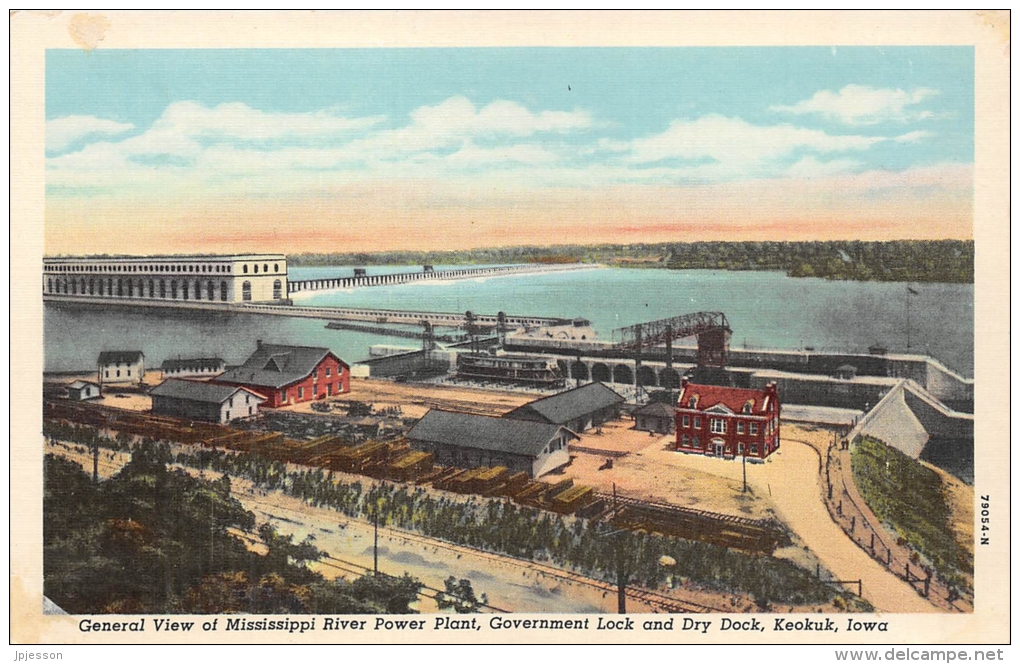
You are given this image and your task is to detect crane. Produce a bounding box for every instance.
[610,311,732,398]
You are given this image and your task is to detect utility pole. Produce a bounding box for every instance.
[373,505,379,575]
[91,432,100,485]
[742,447,747,493]
[611,484,627,614]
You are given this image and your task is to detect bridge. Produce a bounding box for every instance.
[287,263,595,294]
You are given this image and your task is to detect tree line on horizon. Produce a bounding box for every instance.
[288,240,974,284]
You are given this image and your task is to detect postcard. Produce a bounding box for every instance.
[10,10,1010,649]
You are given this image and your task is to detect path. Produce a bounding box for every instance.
[755,439,937,613]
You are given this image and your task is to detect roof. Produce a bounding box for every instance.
[408,410,577,457]
[67,380,99,390]
[677,383,775,415]
[150,379,263,404]
[98,351,144,365]
[504,382,625,425]
[161,357,225,371]
[633,402,676,418]
[216,343,346,389]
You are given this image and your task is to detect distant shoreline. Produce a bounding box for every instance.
[287,240,974,285]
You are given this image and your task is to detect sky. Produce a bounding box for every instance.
[44,47,974,255]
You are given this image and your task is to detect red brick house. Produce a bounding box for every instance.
[675,380,780,460]
[215,342,349,408]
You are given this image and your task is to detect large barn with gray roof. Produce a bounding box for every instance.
[150,378,265,423]
[407,410,578,478]
[214,341,349,407]
[502,382,624,433]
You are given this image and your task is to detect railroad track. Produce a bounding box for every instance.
[230,529,510,613]
[233,484,720,614]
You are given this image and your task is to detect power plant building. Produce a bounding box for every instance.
[42,254,288,304]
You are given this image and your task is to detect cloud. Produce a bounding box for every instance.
[770,85,940,125]
[154,101,383,142]
[604,115,906,180]
[784,156,861,179]
[352,96,592,156]
[46,115,134,151]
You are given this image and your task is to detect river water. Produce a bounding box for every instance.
[44,267,974,377]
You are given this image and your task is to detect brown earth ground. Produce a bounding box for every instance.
[44,375,961,613]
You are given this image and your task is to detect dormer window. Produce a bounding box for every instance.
[743,401,754,414]
[688,397,697,408]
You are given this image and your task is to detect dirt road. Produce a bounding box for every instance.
[754,436,937,613]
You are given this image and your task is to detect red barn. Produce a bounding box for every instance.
[674,380,780,460]
[215,342,349,408]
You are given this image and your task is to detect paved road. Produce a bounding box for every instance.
[754,441,937,613]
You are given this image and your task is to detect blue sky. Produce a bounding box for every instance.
[44,47,974,253]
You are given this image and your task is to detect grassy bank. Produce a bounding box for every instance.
[852,436,972,591]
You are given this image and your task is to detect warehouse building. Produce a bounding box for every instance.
[43,254,288,304]
[503,382,624,433]
[407,409,578,478]
[633,401,676,434]
[215,341,349,407]
[98,351,145,385]
[161,357,226,378]
[150,378,265,424]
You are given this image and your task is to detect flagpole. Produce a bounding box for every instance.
[906,284,911,351]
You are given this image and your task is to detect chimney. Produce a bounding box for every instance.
[256,339,263,349]
[680,377,689,389]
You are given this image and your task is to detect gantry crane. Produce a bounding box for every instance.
[610,311,732,398]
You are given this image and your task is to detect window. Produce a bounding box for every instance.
[243,265,248,274]
[273,279,282,299]
[681,435,690,447]
[127,369,131,377]
[274,263,279,273]
[688,397,697,408]
[693,417,701,430]
[225,411,230,421]
[325,367,331,377]
[313,385,318,397]
[264,263,269,273]
[743,402,753,414]
[327,383,333,396]
[751,444,758,455]
[116,370,120,378]
[736,421,745,434]
[692,436,700,448]
[681,415,690,428]
[220,281,228,301]
[229,397,233,408]
[750,422,759,435]
[711,418,726,434]
[242,281,252,301]
[245,394,250,404]
[207,280,214,301]
[297,387,304,400]
[248,406,253,415]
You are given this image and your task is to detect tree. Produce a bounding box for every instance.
[436,576,487,613]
